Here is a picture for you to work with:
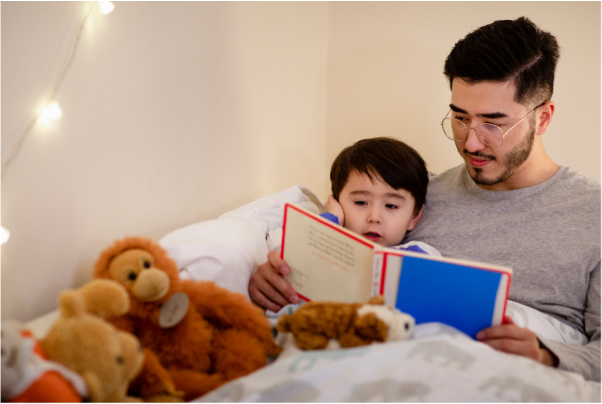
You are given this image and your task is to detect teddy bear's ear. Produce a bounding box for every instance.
[58,290,87,318]
[78,280,130,319]
[276,314,293,334]
[367,295,384,305]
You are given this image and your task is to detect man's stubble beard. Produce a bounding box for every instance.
[465,123,536,186]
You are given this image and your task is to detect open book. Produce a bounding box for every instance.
[281,203,513,338]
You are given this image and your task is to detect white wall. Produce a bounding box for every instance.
[2,2,329,321]
[2,2,599,322]
[327,2,601,180]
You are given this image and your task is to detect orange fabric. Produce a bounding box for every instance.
[10,330,82,403]
[11,370,82,403]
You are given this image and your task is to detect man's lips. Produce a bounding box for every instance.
[363,232,381,241]
[464,150,495,168]
[469,157,491,167]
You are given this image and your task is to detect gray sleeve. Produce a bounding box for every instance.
[539,260,601,382]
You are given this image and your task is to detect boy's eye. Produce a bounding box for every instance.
[385,204,398,209]
[354,201,367,206]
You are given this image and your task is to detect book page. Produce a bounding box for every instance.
[282,205,375,303]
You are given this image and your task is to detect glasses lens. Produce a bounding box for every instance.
[477,124,504,147]
[442,118,466,141]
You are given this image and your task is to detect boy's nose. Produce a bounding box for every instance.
[367,208,382,223]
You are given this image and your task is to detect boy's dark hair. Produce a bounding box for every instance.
[444,17,560,106]
[330,137,428,215]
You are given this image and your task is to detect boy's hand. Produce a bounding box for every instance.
[248,250,299,312]
[325,194,345,225]
[476,316,559,367]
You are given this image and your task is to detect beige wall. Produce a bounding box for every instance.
[2,2,599,322]
[2,2,330,321]
[327,2,601,179]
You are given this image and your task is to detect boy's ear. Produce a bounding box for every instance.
[407,206,424,231]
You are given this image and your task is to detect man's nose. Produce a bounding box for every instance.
[464,126,487,152]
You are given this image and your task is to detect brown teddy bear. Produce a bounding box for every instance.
[277,296,415,350]
[39,279,144,402]
[93,237,282,402]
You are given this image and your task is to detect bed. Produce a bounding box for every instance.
[27,185,601,402]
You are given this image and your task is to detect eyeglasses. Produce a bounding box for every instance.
[440,102,546,147]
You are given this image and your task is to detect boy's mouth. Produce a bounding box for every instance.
[363,232,381,242]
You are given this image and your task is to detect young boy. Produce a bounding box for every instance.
[249,137,439,312]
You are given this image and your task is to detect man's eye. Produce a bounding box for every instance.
[385,204,398,209]
[453,115,467,122]
[354,201,367,206]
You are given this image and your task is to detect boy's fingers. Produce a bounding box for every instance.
[248,284,283,313]
[263,268,299,304]
[255,275,289,306]
[249,267,290,308]
[267,250,290,276]
[250,258,299,306]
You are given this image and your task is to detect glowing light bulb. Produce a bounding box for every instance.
[98,1,115,15]
[39,101,63,124]
[46,101,63,120]
[0,226,10,245]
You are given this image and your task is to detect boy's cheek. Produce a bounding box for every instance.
[341,211,362,234]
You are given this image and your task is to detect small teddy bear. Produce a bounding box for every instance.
[40,279,145,402]
[93,237,282,402]
[277,296,415,350]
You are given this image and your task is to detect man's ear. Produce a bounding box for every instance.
[536,101,555,136]
[407,206,424,231]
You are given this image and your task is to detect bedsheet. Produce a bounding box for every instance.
[198,323,600,402]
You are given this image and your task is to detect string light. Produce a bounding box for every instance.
[38,101,63,125]
[98,1,115,15]
[2,1,116,245]
[2,1,115,179]
[0,227,10,246]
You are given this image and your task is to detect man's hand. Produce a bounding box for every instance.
[248,250,299,312]
[324,194,345,225]
[476,316,558,367]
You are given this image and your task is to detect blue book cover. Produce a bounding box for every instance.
[376,251,512,339]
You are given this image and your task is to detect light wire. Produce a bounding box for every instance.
[2,2,96,178]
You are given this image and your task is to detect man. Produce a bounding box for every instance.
[249,16,600,382]
[405,17,600,381]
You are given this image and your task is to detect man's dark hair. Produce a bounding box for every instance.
[444,17,560,106]
[330,137,428,215]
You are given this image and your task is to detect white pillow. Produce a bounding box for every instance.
[159,185,323,299]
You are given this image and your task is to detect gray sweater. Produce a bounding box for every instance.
[405,165,601,382]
